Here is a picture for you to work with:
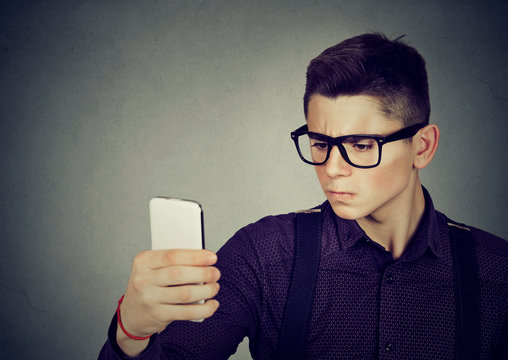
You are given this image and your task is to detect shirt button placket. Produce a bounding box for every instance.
[380,271,396,358]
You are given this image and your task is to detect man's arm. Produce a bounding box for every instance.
[99,227,263,359]
[491,306,508,359]
[153,227,263,358]
[98,249,220,359]
[99,313,160,360]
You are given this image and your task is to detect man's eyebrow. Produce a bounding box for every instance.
[309,131,385,139]
[350,133,383,137]
[341,134,383,138]
[308,133,328,140]
[338,132,384,138]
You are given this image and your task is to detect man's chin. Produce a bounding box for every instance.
[328,201,365,220]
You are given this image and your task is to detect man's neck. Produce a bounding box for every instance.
[356,180,426,260]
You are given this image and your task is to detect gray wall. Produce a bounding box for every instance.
[1,1,507,359]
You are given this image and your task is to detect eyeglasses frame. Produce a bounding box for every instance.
[290,123,427,169]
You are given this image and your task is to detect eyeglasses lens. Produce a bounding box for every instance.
[297,135,379,167]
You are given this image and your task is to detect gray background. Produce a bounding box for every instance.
[1,0,507,359]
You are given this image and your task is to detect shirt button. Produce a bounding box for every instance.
[385,343,393,351]
[386,274,394,283]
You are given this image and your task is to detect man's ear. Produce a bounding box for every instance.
[414,124,439,169]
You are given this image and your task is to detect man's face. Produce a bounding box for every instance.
[307,94,419,221]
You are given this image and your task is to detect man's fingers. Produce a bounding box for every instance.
[158,282,220,304]
[154,265,221,286]
[161,300,220,322]
[137,249,217,269]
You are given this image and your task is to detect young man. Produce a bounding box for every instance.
[99,33,508,359]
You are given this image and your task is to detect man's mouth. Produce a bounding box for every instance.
[326,190,355,200]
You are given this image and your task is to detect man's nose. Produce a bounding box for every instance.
[323,146,353,178]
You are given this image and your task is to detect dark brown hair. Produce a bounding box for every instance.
[303,33,430,126]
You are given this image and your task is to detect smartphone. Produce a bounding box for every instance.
[149,197,204,251]
[150,197,206,320]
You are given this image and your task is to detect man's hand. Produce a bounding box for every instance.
[116,249,221,356]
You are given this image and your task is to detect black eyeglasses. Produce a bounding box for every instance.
[291,123,426,168]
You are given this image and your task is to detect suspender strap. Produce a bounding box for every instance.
[448,219,481,360]
[276,210,322,360]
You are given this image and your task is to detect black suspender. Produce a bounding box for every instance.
[276,210,322,360]
[276,212,481,359]
[448,218,481,360]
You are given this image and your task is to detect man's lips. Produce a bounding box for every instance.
[326,190,355,200]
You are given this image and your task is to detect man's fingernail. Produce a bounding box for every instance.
[207,253,217,264]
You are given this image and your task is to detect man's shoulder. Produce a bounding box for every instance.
[239,203,326,240]
[239,211,295,240]
[216,211,297,266]
[222,205,328,260]
[452,221,508,283]
[227,204,330,259]
[465,225,508,258]
[438,211,508,257]
[468,225,508,271]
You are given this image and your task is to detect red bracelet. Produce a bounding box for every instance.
[116,295,151,340]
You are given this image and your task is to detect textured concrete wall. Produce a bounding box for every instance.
[1,1,507,358]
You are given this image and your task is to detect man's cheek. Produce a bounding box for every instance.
[368,169,394,190]
[367,166,407,197]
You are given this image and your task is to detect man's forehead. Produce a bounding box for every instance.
[306,94,400,135]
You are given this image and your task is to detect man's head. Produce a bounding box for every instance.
[303,33,430,127]
[298,34,439,222]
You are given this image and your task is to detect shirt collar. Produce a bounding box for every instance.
[325,186,445,260]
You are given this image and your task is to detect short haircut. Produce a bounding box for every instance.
[303,33,430,126]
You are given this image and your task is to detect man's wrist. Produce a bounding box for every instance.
[116,323,150,357]
[107,312,155,358]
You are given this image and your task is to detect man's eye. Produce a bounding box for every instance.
[311,142,328,151]
[352,143,374,151]
[343,137,377,152]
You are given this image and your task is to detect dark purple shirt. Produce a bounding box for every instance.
[99,188,508,359]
